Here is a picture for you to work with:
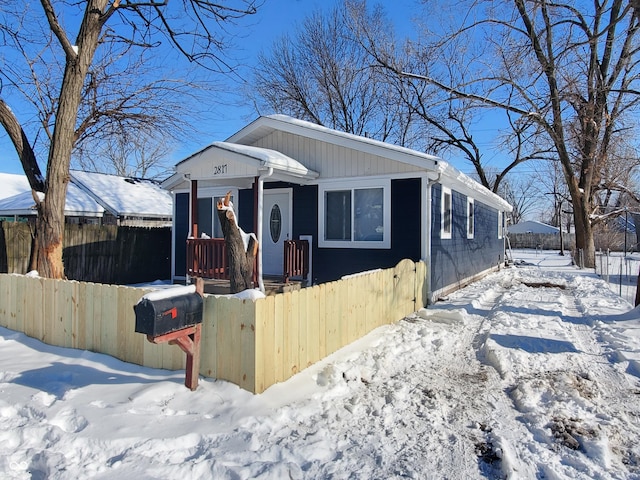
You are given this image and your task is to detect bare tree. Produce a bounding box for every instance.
[251,2,423,148]
[76,133,172,179]
[0,1,258,278]
[355,0,640,268]
[498,174,542,225]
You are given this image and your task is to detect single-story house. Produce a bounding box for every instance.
[0,171,172,227]
[507,220,560,234]
[162,115,512,303]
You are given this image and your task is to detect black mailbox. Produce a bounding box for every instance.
[134,286,203,337]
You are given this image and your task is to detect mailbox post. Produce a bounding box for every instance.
[134,278,205,391]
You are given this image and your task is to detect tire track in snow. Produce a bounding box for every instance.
[480,267,640,478]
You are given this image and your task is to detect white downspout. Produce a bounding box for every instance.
[257,167,274,292]
[425,171,442,305]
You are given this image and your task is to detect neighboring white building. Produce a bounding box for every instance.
[508,220,560,234]
[0,171,172,227]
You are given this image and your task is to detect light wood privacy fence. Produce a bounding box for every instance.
[0,259,427,393]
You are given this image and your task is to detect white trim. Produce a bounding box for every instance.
[498,211,504,239]
[467,197,475,239]
[300,234,313,285]
[227,115,440,172]
[420,175,429,262]
[264,187,293,241]
[441,186,452,240]
[225,115,511,212]
[318,177,391,249]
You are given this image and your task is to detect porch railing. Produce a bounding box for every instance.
[186,237,310,284]
[284,239,309,283]
[186,238,228,280]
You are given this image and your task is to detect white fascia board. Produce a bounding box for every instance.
[437,162,513,212]
[161,172,188,191]
[227,115,511,211]
[227,115,441,172]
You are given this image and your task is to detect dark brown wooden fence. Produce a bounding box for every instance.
[0,222,171,285]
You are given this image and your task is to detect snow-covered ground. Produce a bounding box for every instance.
[2,250,640,479]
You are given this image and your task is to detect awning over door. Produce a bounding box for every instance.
[162,142,318,190]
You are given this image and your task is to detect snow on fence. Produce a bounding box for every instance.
[0,259,426,394]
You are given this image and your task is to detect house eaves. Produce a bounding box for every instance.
[227,115,512,212]
[226,114,442,172]
[171,141,319,186]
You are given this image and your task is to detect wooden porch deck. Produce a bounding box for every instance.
[197,276,306,295]
[186,238,310,294]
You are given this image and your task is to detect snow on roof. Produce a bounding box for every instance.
[0,173,30,200]
[70,170,172,218]
[508,220,560,234]
[228,114,441,171]
[211,141,318,179]
[0,171,172,218]
[0,181,104,217]
[436,162,512,212]
[227,115,512,212]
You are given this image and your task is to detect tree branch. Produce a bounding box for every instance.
[0,98,46,192]
[39,0,77,59]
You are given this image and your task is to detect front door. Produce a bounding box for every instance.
[262,189,292,276]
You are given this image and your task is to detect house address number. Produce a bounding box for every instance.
[213,164,228,175]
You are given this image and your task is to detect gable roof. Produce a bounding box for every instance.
[164,141,319,191]
[0,171,172,218]
[227,114,442,172]
[227,115,511,211]
[70,170,172,218]
[162,115,510,211]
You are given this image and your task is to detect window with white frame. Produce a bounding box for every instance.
[319,179,391,248]
[441,186,452,239]
[498,210,503,239]
[467,198,474,239]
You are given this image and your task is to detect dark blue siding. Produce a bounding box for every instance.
[307,178,421,284]
[431,184,503,296]
[238,188,255,233]
[292,184,317,239]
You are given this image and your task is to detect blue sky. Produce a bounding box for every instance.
[0,0,496,178]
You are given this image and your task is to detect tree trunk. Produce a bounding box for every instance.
[216,193,258,293]
[571,193,596,269]
[34,0,108,278]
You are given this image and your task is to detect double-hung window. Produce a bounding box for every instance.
[319,179,391,248]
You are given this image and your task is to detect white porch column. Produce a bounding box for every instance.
[256,167,273,292]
